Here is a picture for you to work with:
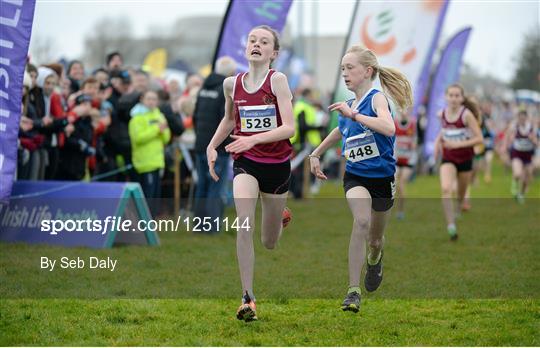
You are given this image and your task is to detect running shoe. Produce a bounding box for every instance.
[448,225,458,241]
[516,193,525,205]
[341,291,361,313]
[365,251,383,292]
[236,292,257,322]
[282,207,292,228]
[511,179,518,197]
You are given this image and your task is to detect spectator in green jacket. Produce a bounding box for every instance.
[129,90,171,213]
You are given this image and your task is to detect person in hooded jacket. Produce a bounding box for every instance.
[192,56,237,231]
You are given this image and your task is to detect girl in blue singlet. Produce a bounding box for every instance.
[309,45,412,313]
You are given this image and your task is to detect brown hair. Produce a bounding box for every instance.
[81,76,99,90]
[446,83,481,125]
[26,63,37,75]
[67,60,83,76]
[250,25,280,67]
[141,89,158,100]
[518,109,528,117]
[22,86,29,117]
[346,45,413,111]
[252,25,280,51]
[44,63,64,78]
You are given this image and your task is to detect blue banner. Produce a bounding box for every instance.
[413,0,450,115]
[213,0,293,72]
[0,0,36,202]
[424,27,473,158]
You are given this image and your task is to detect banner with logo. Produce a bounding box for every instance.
[213,0,293,72]
[414,0,450,114]
[333,0,449,106]
[0,181,159,248]
[0,0,36,202]
[423,27,473,158]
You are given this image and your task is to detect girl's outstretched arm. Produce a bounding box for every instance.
[329,94,395,136]
[309,127,342,180]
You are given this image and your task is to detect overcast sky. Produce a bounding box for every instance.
[31,0,539,82]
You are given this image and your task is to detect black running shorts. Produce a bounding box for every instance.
[233,156,291,194]
[441,159,473,172]
[343,171,395,212]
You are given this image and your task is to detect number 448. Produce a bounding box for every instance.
[348,145,373,159]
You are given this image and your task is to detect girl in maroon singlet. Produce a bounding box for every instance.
[434,84,483,241]
[504,110,538,204]
[206,26,295,322]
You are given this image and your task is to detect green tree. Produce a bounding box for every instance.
[511,27,540,91]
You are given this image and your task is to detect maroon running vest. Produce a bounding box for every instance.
[232,69,292,162]
[441,107,474,163]
[510,122,535,162]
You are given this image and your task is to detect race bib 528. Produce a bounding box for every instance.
[239,104,278,132]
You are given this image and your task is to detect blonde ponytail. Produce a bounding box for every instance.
[346,45,413,111]
[378,66,413,111]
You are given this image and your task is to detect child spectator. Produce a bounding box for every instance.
[129,90,170,212]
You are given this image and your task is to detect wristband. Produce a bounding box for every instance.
[308,154,320,159]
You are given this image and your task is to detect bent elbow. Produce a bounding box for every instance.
[384,123,396,137]
[285,125,296,138]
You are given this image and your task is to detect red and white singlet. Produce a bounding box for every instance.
[394,118,417,166]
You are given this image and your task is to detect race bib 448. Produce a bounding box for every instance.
[345,132,380,163]
[239,104,278,132]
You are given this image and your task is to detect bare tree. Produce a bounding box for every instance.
[83,16,136,68]
[29,34,57,65]
[511,27,540,91]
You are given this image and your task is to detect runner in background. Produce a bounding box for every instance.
[434,84,483,241]
[505,109,538,204]
[394,107,417,220]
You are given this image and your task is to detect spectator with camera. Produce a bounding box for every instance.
[56,94,96,180]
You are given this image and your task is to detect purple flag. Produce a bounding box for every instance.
[424,27,473,158]
[413,0,450,116]
[0,0,36,202]
[213,0,293,72]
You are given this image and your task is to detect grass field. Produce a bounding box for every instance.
[1,160,539,346]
